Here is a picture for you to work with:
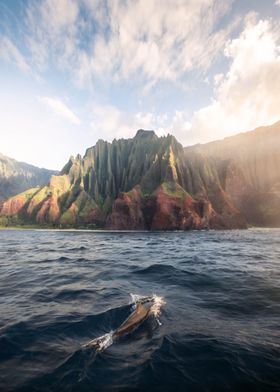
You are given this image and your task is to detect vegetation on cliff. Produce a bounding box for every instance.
[1,122,280,230]
[0,153,57,201]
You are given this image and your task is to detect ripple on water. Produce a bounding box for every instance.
[0,229,280,391]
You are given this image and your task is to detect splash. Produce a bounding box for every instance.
[130,293,151,304]
[150,295,166,325]
[84,294,165,353]
[83,331,113,352]
[130,293,166,325]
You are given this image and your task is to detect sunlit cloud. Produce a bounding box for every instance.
[39,96,80,125]
[24,0,234,87]
[89,104,192,144]
[187,16,280,144]
[0,0,280,168]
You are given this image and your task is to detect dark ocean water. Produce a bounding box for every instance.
[0,229,280,392]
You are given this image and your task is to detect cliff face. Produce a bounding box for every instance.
[0,153,57,201]
[187,121,280,226]
[1,122,279,229]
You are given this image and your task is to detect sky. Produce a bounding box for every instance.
[0,0,280,170]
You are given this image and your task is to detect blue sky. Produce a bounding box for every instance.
[1,0,280,170]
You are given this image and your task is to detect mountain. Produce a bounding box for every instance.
[187,121,280,227]
[1,121,279,229]
[0,153,57,201]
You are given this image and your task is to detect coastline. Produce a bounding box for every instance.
[0,225,279,232]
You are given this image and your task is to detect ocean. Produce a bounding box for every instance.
[0,229,279,391]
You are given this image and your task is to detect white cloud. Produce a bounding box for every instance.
[26,0,79,69]
[84,0,235,85]
[188,17,280,144]
[90,105,160,141]
[213,73,224,85]
[3,0,280,155]
[24,0,234,87]
[275,1,280,7]
[39,96,80,125]
[169,111,192,141]
[0,36,30,72]
[89,104,192,146]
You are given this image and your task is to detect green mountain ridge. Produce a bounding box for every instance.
[0,153,57,201]
[1,121,280,229]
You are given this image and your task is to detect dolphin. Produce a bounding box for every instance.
[113,302,152,338]
[84,296,157,352]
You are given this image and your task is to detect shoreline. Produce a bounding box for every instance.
[0,226,279,232]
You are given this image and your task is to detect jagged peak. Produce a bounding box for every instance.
[166,133,177,142]
[96,138,107,145]
[134,129,157,139]
[60,155,77,175]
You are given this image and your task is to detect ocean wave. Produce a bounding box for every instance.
[1,229,280,391]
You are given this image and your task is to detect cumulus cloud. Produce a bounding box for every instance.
[0,36,30,72]
[39,96,80,125]
[188,17,280,144]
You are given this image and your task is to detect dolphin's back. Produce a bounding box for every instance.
[114,303,150,338]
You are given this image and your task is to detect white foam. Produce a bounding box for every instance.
[84,331,114,352]
[130,293,146,304]
[150,294,166,325]
[84,294,165,352]
[130,293,166,325]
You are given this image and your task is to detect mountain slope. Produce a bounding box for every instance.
[1,121,279,229]
[0,153,57,201]
[0,130,245,229]
[186,121,280,226]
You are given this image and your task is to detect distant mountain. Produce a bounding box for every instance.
[0,153,57,201]
[187,121,280,227]
[1,122,280,229]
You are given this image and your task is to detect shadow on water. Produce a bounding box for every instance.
[17,332,280,392]
[18,317,163,392]
[1,229,280,391]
